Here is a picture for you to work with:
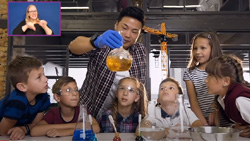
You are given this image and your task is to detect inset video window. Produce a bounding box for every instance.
[8,2,61,36]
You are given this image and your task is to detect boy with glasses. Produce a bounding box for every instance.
[30,76,100,137]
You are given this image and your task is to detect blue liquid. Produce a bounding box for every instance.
[72,129,97,141]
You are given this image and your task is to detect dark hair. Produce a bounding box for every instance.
[160,77,184,94]
[188,32,222,70]
[112,77,148,126]
[117,6,145,27]
[205,54,250,87]
[7,55,43,88]
[52,76,77,94]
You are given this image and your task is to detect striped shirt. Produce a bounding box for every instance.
[0,89,50,126]
[98,110,139,133]
[71,42,146,118]
[183,67,214,119]
[183,67,232,126]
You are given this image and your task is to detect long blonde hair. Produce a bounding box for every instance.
[112,77,148,126]
[25,4,40,23]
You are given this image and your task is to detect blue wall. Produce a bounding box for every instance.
[8,2,61,36]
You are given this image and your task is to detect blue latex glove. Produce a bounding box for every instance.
[94,30,123,49]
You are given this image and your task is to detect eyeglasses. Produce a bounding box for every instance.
[28,10,37,13]
[58,88,79,95]
[117,85,139,95]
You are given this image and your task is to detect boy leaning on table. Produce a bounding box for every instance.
[30,76,100,137]
[0,55,51,140]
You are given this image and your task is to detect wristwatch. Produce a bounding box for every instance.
[90,34,99,48]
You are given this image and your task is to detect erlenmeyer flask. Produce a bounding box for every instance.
[72,105,97,141]
[106,30,133,72]
[167,94,191,140]
[140,101,165,141]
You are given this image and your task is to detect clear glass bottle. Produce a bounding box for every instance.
[72,105,97,141]
[167,94,191,140]
[140,101,165,141]
[106,46,133,72]
[106,30,133,72]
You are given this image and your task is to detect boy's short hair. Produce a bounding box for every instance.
[52,76,76,95]
[160,77,184,94]
[117,6,145,27]
[7,55,43,88]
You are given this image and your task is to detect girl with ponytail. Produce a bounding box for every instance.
[205,54,250,137]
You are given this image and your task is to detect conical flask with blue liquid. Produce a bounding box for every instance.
[72,105,97,141]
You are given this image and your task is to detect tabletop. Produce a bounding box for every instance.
[0,133,135,141]
[0,133,249,141]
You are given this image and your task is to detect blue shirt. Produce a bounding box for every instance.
[161,108,179,118]
[0,89,50,126]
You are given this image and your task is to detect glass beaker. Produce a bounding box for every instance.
[140,101,165,141]
[72,105,97,141]
[167,94,191,141]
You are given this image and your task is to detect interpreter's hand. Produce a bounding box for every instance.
[94,30,123,49]
[46,128,60,138]
[39,20,48,28]
[26,22,36,31]
[7,126,25,140]
[233,123,250,138]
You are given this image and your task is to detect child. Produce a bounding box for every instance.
[98,77,148,133]
[183,32,225,126]
[30,76,100,137]
[205,54,250,137]
[0,55,50,140]
[156,77,203,128]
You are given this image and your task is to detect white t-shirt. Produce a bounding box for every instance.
[155,106,199,128]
